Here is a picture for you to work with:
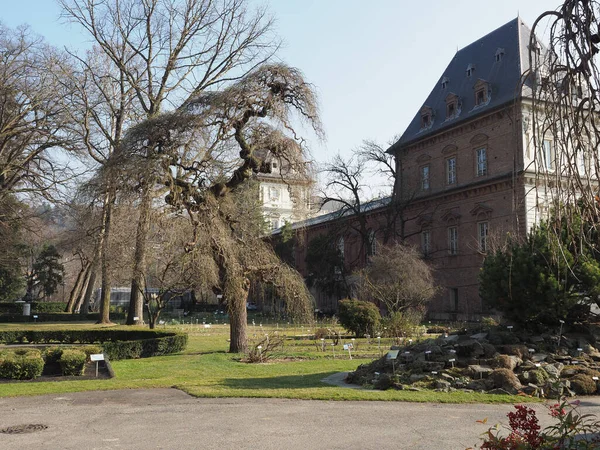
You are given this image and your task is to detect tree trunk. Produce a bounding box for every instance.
[65,262,90,313]
[227,278,249,353]
[99,187,116,324]
[80,260,97,314]
[127,184,152,325]
[228,298,248,353]
[73,265,92,313]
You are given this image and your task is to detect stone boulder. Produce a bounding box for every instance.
[455,340,484,358]
[489,368,522,394]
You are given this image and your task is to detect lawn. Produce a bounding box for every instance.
[0,321,533,403]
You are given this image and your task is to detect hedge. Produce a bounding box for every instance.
[0,302,68,314]
[0,349,44,380]
[0,329,188,360]
[59,349,87,376]
[0,312,126,323]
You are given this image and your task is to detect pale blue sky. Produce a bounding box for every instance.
[3,0,560,194]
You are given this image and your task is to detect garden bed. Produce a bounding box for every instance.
[0,358,113,383]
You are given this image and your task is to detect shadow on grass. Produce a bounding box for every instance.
[223,371,339,390]
[182,350,229,356]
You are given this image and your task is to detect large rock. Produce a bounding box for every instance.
[455,340,484,358]
[542,363,563,379]
[531,353,548,363]
[470,332,488,341]
[493,354,522,371]
[466,378,494,391]
[467,365,494,378]
[435,379,452,390]
[489,368,522,394]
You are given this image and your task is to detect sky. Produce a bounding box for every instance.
[2,0,561,195]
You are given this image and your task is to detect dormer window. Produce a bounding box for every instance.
[476,89,485,105]
[473,79,490,106]
[420,106,433,130]
[441,77,449,89]
[495,48,505,62]
[445,93,459,120]
[447,103,455,118]
[272,162,278,169]
[466,63,475,77]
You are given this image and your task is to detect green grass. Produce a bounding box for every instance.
[0,322,536,403]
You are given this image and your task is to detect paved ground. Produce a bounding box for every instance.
[1,388,600,450]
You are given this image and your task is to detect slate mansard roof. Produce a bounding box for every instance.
[389,17,536,152]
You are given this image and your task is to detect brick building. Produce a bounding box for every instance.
[279,18,549,319]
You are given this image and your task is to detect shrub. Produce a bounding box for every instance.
[0,329,187,360]
[480,400,600,449]
[59,349,86,376]
[481,316,499,328]
[479,221,598,328]
[313,328,329,340]
[374,373,396,390]
[0,349,44,380]
[570,374,597,395]
[530,368,549,386]
[43,347,63,364]
[382,309,424,338]
[245,335,284,363]
[102,332,188,360]
[31,302,68,313]
[338,299,381,338]
[79,345,103,359]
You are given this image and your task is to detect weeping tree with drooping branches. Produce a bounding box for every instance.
[528,2,600,264]
[114,63,321,352]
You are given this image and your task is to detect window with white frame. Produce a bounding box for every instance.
[446,157,457,185]
[478,221,489,253]
[448,226,458,255]
[476,148,487,176]
[541,139,555,171]
[421,230,431,256]
[269,186,280,201]
[421,165,430,190]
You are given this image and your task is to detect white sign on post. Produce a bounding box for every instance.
[386,350,399,360]
[343,343,353,359]
[90,354,104,378]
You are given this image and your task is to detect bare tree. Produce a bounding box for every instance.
[0,24,75,203]
[59,0,279,326]
[358,139,423,244]
[319,139,424,270]
[354,243,436,313]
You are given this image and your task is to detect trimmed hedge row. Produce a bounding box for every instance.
[0,312,127,323]
[0,329,188,360]
[0,349,44,380]
[0,302,68,314]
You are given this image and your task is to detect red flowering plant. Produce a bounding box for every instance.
[478,399,600,449]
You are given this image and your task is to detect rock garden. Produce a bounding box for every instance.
[347,326,600,398]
